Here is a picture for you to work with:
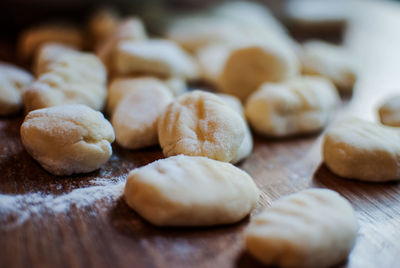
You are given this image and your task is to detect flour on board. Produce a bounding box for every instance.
[0,176,126,230]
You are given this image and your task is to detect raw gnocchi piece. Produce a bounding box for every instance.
[124,155,259,226]
[378,96,400,127]
[166,15,244,53]
[198,40,299,101]
[33,43,78,76]
[115,39,200,80]
[23,51,107,112]
[323,118,400,182]
[20,104,115,176]
[163,76,187,96]
[245,76,339,137]
[286,0,349,31]
[0,63,33,115]
[96,17,147,70]
[112,83,173,149]
[106,77,181,115]
[245,189,357,268]
[301,40,357,92]
[17,24,83,61]
[87,7,120,47]
[157,90,246,162]
[217,93,253,163]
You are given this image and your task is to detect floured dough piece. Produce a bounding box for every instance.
[96,17,147,69]
[17,24,83,61]
[88,7,120,47]
[112,83,173,149]
[106,77,182,114]
[163,76,187,96]
[301,40,357,92]
[115,39,200,80]
[286,0,349,30]
[124,155,259,226]
[198,40,299,101]
[158,90,246,162]
[166,15,244,53]
[24,51,107,112]
[245,189,357,268]
[0,63,33,115]
[217,93,253,163]
[20,104,115,176]
[33,43,78,76]
[323,118,400,182]
[245,76,339,137]
[378,96,400,127]
[166,1,295,53]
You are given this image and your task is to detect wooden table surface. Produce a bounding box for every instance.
[1,1,400,268]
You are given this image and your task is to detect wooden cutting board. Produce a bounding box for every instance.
[1,1,400,267]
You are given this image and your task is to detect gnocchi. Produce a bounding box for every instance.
[124,155,259,226]
[157,91,246,162]
[20,104,115,176]
[245,189,357,268]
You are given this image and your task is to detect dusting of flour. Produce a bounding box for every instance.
[0,176,126,230]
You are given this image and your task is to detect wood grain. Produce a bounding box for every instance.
[1,1,400,268]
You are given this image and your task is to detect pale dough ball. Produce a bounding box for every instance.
[23,51,107,112]
[286,0,349,30]
[0,63,33,115]
[157,90,247,162]
[245,188,357,268]
[198,40,299,101]
[163,76,187,96]
[106,77,179,115]
[112,84,173,149]
[378,96,400,127]
[245,76,339,137]
[301,40,357,92]
[217,93,253,163]
[87,8,120,47]
[17,24,83,61]
[323,118,400,182]
[166,15,244,53]
[20,104,115,176]
[115,39,200,80]
[124,155,259,226]
[33,43,78,76]
[96,17,147,70]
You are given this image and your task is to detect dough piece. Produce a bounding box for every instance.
[33,43,78,76]
[96,17,147,69]
[124,155,259,226]
[163,76,187,96]
[286,0,349,30]
[166,15,244,53]
[301,40,357,92]
[323,118,400,182]
[217,93,253,163]
[88,7,120,47]
[115,39,200,80]
[245,189,357,268]
[24,51,107,112]
[245,76,339,137]
[0,63,33,115]
[198,40,299,101]
[17,24,83,61]
[158,90,247,162]
[106,77,179,114]
[20,104,115,176]
[112,83,173,149]
[166,1,295,53]
[378,96,400,127]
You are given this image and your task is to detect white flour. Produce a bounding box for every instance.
[0,176,126,230]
